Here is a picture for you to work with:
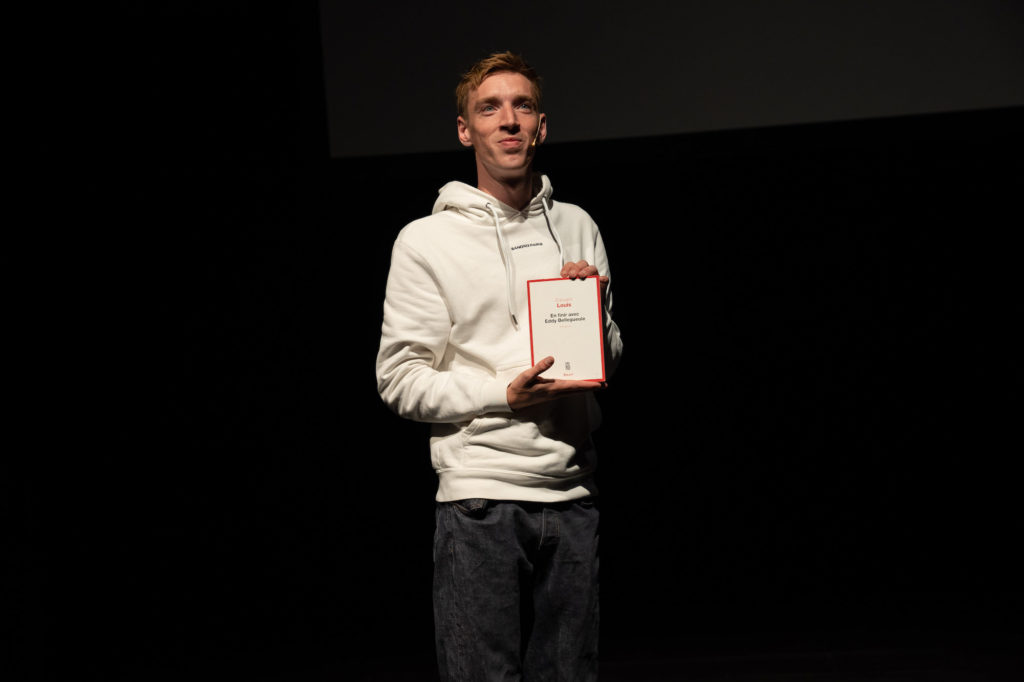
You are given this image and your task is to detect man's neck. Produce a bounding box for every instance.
[477,172,534,211]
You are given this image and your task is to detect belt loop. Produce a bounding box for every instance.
[539,506,561,548]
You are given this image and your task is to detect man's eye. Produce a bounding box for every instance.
[517,103,533,111]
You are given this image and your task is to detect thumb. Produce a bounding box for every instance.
[522,356,555,383]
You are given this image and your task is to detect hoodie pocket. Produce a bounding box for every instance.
[462,415,513,441]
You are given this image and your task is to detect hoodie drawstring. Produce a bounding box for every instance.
[485,193,563,331]
[486,203,519,329]
[540,196,564,269]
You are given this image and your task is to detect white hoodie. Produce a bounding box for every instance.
[376,174,623,502]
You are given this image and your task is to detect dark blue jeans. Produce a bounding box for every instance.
[433,498,600,682]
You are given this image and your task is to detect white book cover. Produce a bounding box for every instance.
[526,276,606,382]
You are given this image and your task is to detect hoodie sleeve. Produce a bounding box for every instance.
[593,227,624,379]
[376,239,512,423]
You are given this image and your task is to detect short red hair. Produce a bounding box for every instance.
[455,51,543,118]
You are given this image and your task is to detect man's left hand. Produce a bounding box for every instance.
[560,260,609,285]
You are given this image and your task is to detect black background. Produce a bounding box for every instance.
[20,4,1023,680]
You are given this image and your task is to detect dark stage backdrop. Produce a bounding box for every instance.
[320,0,1024,157]
[26,3,1023,681]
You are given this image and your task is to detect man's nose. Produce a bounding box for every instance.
[499,105,519,130]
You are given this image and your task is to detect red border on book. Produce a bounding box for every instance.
[526,276,605,382]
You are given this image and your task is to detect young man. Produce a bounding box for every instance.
[376,52,623,681]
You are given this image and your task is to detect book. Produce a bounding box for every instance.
[526,276,605,381]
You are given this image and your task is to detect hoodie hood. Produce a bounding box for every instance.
[431,174,563,328]
[432,173,554,220]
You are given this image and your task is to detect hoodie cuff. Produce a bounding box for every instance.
[478,379,512,415]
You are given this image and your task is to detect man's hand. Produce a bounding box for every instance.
[507,357,605,411]
[561,260,609,285]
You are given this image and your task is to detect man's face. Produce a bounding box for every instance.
[457,71,546,184]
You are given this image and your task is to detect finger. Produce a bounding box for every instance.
[548,379,604,394]
[578,265,599,278]
[560,260,588,279]
[599,275,609,284]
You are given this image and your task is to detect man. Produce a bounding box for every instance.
[376,51,623,681]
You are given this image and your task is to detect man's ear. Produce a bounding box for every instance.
[457,116,473,148]
[538,113,547,145]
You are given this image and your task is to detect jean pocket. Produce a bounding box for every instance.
[452,498,489,519]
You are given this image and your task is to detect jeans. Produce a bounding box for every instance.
[433,498,600,682]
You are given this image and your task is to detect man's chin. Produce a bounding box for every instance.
[482,159,533,180]
[503,153,536,170]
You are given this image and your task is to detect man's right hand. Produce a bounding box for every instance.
[506,356,605,411]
